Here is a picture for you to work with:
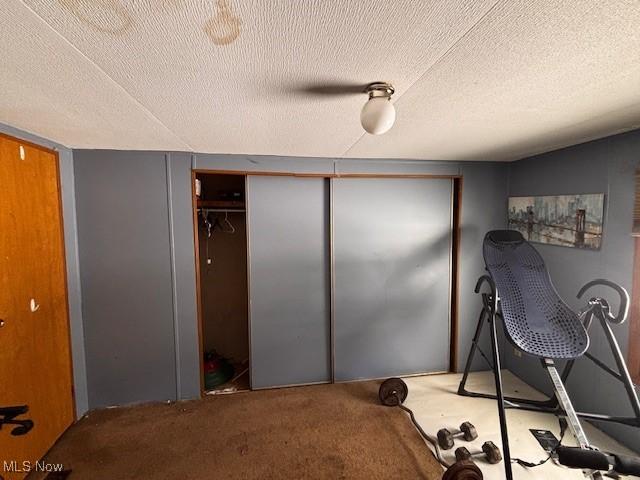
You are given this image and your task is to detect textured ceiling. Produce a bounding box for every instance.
[2,1,640,161]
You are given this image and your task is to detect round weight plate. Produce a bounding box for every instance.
[442,460,483,480]
[378,377,408,406]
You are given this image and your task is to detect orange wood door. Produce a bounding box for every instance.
[0,135,75,479]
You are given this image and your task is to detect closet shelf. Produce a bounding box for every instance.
[197,200,245,210]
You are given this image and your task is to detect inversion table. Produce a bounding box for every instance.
[458,230,640,479]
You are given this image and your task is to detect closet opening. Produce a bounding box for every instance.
[194,173,250,395]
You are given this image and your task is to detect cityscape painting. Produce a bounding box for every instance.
[507,194,605,250]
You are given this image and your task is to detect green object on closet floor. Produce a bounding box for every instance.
[204,353,235,390]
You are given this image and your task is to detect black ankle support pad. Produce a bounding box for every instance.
[612,453,640,476]
[556,446,610,471]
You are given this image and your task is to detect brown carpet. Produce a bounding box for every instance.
[33,381,442,480]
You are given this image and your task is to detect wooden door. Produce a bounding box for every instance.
[0,135,75,479]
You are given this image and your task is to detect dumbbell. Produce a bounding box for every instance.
[455,441,502,465]
[437,421,478,450]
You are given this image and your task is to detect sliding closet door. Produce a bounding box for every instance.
[333,178,453,381]
[247,176,331,388]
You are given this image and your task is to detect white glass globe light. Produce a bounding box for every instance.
[360,96,396,135]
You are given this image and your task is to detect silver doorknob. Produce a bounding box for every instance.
[0,319,4,327]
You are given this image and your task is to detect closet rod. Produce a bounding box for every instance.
[198,208,246,213]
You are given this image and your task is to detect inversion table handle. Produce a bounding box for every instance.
[612,452,640,476]
[474,275,496,295]
[577,279,630,324]
[557,446,610,471]
[557,446,640,477]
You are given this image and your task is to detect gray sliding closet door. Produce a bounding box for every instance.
[333,178,453,381]
[247,176,331,388]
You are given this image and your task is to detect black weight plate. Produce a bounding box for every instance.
[378,377,408,406]
[442,460,483,480]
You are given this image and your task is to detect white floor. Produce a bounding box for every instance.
[403,371,637,479]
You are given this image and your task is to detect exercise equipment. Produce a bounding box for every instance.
[441,460,483,480]
[0,405,33,436]
[378,377,408,406]
[378,378,484,479]
[455,442,502,465]
[557,446,640,475]
[437,422,477,450]
[458,230,640,480]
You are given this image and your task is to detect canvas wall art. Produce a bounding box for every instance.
[507,194,605,250]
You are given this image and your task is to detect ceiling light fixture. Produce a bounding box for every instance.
[360,82,395,135]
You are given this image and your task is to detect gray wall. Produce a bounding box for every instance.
[73,150,201,408]
[72,151,508,409]
[74,151,179,407]
[457,163,510,372]
[504,129,640,452]
[167,153,201,402]
[0,123,509,413]
[75,132,640,453]
[0,123,88,417]
[7,118,639,453]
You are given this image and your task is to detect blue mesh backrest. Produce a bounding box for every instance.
[483,230,588,359]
